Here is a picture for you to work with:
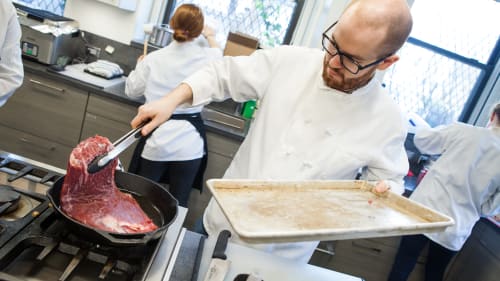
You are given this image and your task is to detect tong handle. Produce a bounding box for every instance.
[87,123,146,174]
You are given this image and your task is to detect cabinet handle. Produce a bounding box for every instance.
[315,241,336,256]
[19,137,56,151]
[29,79,66,94]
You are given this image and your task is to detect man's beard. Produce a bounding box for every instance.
[322,56,375,93]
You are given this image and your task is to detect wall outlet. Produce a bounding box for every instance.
[86,45,101,57]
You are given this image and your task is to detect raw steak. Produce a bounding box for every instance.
[60,135,157,233]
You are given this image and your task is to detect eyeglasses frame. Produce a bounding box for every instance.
[322,21,392,74]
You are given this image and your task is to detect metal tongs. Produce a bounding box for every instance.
[87,123,146,173]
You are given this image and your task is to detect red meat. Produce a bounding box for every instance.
[60,135,157,233]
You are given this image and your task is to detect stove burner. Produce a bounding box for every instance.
[0,208,157,281]
[0,186,20,215]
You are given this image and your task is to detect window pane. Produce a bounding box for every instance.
[171,0,299,47]
[410,0,499,63]
[385,43,483,127]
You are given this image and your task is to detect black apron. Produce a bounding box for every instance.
[128,113,207,191]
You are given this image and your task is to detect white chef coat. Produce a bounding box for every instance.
[411,123,500,251]
[184,45,409,262]
[125,40,222,161]
[0,0,23,107]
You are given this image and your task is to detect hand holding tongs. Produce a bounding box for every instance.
[87,123,146,173]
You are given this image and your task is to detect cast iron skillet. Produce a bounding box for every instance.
[47,171,178,247]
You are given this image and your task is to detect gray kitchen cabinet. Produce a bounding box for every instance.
[0,123,73,168]
[443,219,499,281]
[311,219,499,281]
[185,131,242,229]
[80,94,139,170]
[0,72,88,168]
[310,237,426,281]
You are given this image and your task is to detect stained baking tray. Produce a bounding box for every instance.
[207,179,454,243]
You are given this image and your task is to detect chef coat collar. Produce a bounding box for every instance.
[316,68,378,97]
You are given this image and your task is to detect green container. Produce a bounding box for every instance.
[241,100,257,119]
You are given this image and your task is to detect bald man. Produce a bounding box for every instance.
[131,0,413,262]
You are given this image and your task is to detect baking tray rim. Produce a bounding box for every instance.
[207,179,455,243]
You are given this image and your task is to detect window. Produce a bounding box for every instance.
[12,0,66,15]
[383,0,499,127]
[161,0,304,47]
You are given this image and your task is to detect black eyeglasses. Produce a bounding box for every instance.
[322,21,391,74]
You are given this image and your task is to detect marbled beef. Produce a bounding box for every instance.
[60,135,157,233]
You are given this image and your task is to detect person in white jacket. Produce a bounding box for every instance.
[388,102,500,281]
[0,0,23,107]
[131,0,413,262]
[125,4,222,207]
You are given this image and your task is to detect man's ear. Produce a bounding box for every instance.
[376,54,399,71]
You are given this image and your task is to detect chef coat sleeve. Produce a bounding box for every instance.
[0,5,23,107]
[413,125,449,155]
[183,48,276,106]
[125,59,148,98]
[365,133,409,195]
[481,186,500,216]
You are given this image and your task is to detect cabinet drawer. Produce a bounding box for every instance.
[0,73,88,146]
[0,124,72,169]
[81,112,138,170]
[206,131,241,158]
[86,94,138,124]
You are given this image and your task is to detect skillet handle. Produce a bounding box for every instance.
[96,229,158,246]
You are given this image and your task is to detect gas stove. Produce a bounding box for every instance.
[0,151,191,281]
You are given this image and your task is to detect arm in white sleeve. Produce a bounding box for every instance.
[365,134,409,195]
[481,186,500,216]
[125,59,148,98]
[0,6,23,107]
[183,48,277,106]
[413,125,450,155]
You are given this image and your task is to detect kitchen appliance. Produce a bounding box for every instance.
[0,151,196,281]
[148,24,173,47]
[14,3,80,65]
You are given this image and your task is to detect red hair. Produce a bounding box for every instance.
[169,4,204,42]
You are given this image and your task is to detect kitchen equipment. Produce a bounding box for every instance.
[203,230,232,281]
[197,234,363,281]
[0,186,20,214]
[143,23,154,55]
[15,3,80,65]
[233,274,263,281]
[206,179,454,243]
[84,59,124,80]
[0,151,191,281]
[149,24,174,47]
[50,63,126,89]
[87,123,145,173]
[47,170,178,246]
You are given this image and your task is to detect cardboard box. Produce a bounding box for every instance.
[223,32,259,56]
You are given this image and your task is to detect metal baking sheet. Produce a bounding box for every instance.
[207,179,454,243]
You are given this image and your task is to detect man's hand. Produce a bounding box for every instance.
[373,180,391,194]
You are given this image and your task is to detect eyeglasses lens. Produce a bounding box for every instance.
[322,36,358,74]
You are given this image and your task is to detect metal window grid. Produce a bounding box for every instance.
[164,0,302,47]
